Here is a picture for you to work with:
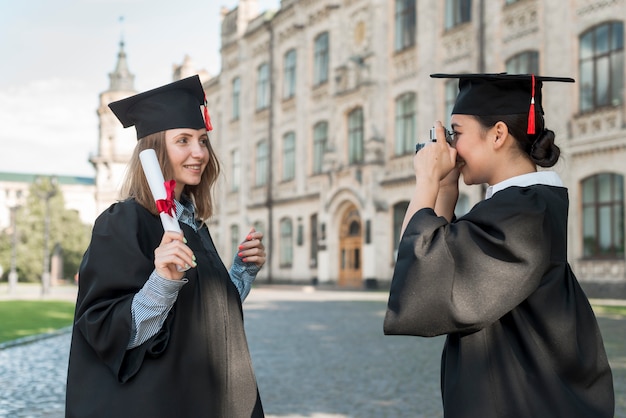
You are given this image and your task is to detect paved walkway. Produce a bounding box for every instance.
[0,284,624,417]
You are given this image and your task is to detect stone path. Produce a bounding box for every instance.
[0,285,624,417]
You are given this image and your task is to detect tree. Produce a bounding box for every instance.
[0,177,91,284]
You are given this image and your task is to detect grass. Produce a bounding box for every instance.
[592,304,626,317]
[0,299,623,345]
[0,300,76,344]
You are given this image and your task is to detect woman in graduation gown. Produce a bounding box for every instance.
[65,75,264,417]
[384,73,614,417]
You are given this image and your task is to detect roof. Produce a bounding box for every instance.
[0,172,95,186]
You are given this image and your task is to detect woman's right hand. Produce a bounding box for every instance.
[414,121,457,183]
[154,231,195,280]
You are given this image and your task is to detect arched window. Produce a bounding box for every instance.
[255,141,268,187]
[256,63,270,110]
[283,49,297,99]
[582,173,624,258]
[579,22,624,112]
[312,121,328,175]
[280,218,294,267]
[282,132,296,181]
[348,107,364,164]
[445,0,471,29]
[395,92,416,156]
[313,32,329,86]
[395,0,416,51]
[506,50,539,74]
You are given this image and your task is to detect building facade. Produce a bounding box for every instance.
[201,0,625,291]
[0,173,96,230]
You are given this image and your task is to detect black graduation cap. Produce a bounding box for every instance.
[430,73,574,134]
[108,74,212,140]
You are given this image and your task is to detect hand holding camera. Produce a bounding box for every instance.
[415,126,454,153]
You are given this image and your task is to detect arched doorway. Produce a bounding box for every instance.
[338,205,362,287]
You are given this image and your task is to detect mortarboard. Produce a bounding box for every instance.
[108,74,212,140]
[430,73,575,134]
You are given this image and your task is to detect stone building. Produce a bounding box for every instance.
[201,0,625,293]
[93,0,625,293]
[90,40,138,216]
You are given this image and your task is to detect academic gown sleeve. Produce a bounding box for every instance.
[73,200,167,382]
[384,186,552,337]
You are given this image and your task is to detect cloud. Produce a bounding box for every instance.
[0,78,98,176]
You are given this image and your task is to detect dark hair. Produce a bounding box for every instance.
[473,112,560,167]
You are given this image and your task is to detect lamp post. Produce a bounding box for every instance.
[8,204,21,294]
[35,176,57,296]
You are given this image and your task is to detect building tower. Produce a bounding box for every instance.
[90,39,137,214]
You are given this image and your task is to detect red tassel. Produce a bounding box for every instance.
[527,74,536,135]
[203,93,213,132]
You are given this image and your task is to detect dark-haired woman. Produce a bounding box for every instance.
[384,74,614,418]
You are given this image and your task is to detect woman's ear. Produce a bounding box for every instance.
[492,121,510,150]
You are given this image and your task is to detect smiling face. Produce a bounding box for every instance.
[164,128,209,199]
[450,114,497,186]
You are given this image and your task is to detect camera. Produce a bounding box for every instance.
[415,126,454,153]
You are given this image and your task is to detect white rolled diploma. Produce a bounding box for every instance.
[139,149,188,272]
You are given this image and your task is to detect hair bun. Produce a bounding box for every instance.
[530,129,560,167]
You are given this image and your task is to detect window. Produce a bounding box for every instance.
[506,50,539,74]
[580,22,624,112]
[231,149,240,192]
[256,63,270,110]
[348,107,364,164]
[393,201,409,260]
[255,141,268,187]
[283,49,297,99]
[253,221,265,235]
[314,32,329,86]
[445,0,471,29]
[582,173,624,258]
[395,92,416,155]
[280,218,294,267]
[230,224,240,259]
[395,0,416,51]
[232,77,241,120]
[310,214,318,267]
[505,0,520,4]
[282,131,296,181]
[313,121,328,174]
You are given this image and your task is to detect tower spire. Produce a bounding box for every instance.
[108,16,135,91]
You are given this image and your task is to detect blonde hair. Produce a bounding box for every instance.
[120,131,221,220]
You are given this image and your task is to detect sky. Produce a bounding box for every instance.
[0,0,279,178]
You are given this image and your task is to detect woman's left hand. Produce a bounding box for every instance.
[238,228,266,268]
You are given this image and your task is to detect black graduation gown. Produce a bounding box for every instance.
[65,199,264,418]
[384,185,614,418]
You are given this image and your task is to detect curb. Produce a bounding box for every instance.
[0,326,73,351]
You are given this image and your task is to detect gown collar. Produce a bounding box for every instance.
[485,171,564,199]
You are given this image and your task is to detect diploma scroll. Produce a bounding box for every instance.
[139,149,189,272]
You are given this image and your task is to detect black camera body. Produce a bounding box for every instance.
[415,127,454,153]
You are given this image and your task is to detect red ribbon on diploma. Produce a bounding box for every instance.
[156,180,176,217]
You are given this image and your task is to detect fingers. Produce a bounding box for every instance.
[434,120,447,145]
[238,229,266,267]
[154,231,195,280]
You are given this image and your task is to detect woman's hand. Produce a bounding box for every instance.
[154,231,195,280]
[238,228,266,269]
[414,121,458,183]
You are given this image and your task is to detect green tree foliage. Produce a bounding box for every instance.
[0,177,91,283]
